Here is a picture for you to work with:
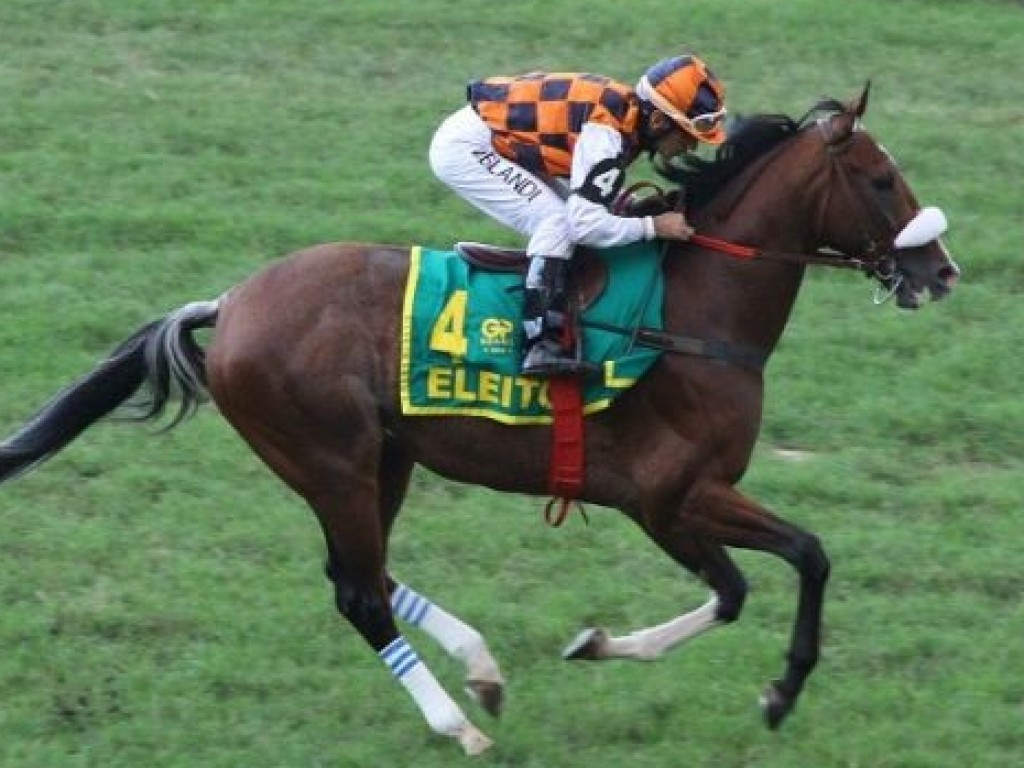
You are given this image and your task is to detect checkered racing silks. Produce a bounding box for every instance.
[468,72,642,177]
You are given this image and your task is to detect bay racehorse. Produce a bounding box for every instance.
[0,86,958,754]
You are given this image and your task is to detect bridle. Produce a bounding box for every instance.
[688,108,912,298]
[813,112,908,299]
[597,105,949,369]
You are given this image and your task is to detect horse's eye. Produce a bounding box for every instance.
[870,173,895,191]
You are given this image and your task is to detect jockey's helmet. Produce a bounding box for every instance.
[636,55,727,145]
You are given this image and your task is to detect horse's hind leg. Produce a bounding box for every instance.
[374,442,505,716]
[387,578,506,717]
[213,380,491,754]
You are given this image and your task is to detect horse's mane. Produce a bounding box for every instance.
[652,99,847,214]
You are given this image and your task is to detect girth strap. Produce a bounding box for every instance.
[580,318,769,372]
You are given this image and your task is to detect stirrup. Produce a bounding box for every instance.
[521,339,600,378]
[520,257,599,378]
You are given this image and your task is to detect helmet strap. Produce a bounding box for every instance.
[640,105,680,157]
[639,103,675,151]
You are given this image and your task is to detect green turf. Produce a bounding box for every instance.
[1,1,1021,766]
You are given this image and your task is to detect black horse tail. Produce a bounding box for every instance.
[0,297,222,484]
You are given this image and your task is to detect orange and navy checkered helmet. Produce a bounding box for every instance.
[636,55,727,145]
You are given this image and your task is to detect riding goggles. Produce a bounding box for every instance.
[636,75,727,144]
[680,107,728,138]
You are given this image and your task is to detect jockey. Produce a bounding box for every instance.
[429,54,728,376]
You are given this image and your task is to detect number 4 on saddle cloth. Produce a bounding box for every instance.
[400,242,664,425]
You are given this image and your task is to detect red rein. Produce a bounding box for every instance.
[689,234,758,260]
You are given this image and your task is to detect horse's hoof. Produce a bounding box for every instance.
[563,627,609,661]
[465,679,504,718]
[759,679,793,730]
[455,723,494,756]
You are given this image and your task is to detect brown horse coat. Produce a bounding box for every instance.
[0,88,959,753]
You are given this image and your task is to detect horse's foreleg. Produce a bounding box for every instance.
[388,581,505,717]
[686,483,830,729]
[563,596,721,662]
[563,537,744,661]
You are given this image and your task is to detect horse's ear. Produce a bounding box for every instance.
[853,80,872,117]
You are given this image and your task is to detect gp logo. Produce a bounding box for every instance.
[480,318,515,355]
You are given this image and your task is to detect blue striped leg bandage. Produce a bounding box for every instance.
[379,636,421,680]
[391,583,433,626]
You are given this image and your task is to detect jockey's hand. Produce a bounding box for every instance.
[653,212,694,241]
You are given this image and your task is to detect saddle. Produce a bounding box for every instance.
[454,242,609,311]
[451,182,676,314]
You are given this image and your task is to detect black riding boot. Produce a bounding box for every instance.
[520,257,581,377]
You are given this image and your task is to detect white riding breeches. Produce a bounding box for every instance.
[429,106,575,262]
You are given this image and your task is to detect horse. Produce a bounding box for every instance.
[0,85,958,755]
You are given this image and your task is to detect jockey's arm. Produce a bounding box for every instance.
[566,123,657,247]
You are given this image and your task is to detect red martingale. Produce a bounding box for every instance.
[544,376,587,526]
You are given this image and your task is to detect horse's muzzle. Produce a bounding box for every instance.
[887,206,960,309]
[891,250,960,309]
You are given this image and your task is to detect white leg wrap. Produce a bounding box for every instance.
[379,635,494,754]
[605,596,722,660]
[398,660,470,737]
[391,583,502,684]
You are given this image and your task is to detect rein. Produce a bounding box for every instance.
[598,112,910,370]
[689,233,886,276]
[681,120,906,290]
[621,100,907,284]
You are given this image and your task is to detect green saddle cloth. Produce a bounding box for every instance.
[400,243,664,424]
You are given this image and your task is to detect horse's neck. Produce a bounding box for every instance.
[671,135,825,353]
[705,131,824,253]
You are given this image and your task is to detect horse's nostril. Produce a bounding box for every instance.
[938,264,960,286]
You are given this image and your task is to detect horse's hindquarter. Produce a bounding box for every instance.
[207,243,410,452]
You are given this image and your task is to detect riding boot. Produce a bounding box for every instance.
[521,257,585,377]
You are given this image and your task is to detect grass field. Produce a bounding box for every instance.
[1,1,1022,766]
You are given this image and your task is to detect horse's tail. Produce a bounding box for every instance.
[0,297,222,484]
